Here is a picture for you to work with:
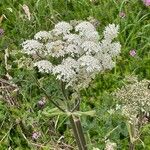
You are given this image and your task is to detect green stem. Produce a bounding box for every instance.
[60,81,87,149]
[69,115,87,150]
[71,99,80,112]
[75,117,87,149]
[60,81,68,100]
[60,81,71,111]
[40,85,66,112]
[33,75,66,112]
[126,122,135,150]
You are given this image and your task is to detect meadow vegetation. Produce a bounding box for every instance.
[0,0,150,149]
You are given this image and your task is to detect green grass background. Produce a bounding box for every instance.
[0,0,150,149]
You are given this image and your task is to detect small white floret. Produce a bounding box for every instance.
[21,40,44,55]
[101,54,115,70]
[45,40,65,57]
[34,31,52,41]
[75,21,96,33]
[63,34,82,45]
[62,57,79,71]
[81,41,100,55]
[34,60,53,73]
[81,30,99,42]
[109,42,121,57]
[64,44,81,56]
[53,21,73,35]
[103,24,119,41]
[53,64,76,82]
[78,55,102,72]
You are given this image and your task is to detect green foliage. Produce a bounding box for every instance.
[0,0,150,149]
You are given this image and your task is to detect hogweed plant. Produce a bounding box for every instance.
[113,76,150,150]
[21,20,121,149]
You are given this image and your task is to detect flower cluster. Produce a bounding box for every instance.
[142,0,150,6]
[21,20,121,90]
[114,76,150,123]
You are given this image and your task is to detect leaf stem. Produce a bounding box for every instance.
[33,75,66,112]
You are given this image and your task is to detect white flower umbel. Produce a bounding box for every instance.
[78,55,102,72]
[34,31,52,41]
[53,64,76,82]
[21,20,121,89]
[103,24,119,41]
[34,60,53,73]
[75,21,96,33]
[45,40,65,57]
[100,40,121,57]
[63,34,82,45]
[81,30,99,42]
[21,40,44,55]
[81,41,100,55]
[109,42,121,57]
[99,39,111,54]
[114,77,150,119]
[64,44,81,56]
[52,21,73,36]
[62,57,79,71]
[21,20,121,150]
[101,54,115,70]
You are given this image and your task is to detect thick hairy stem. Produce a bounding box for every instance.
[60,81,87,149]
[69,115,87,150]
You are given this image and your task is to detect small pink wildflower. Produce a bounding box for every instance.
[0,28,4,36]
[38,100,45,106]
[32,132,41,140]
[37,97,46,107]
[143,0,150,6]
[129,50,136,57]
[119,12,126,18]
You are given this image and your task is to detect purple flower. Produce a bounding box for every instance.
[32,132,41,140]
[143,0,150,6]
[0,28,4,36]
[37,97,46,107]
[119,12,126,18]
[129,50,136,57]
